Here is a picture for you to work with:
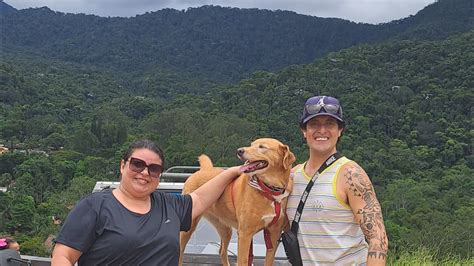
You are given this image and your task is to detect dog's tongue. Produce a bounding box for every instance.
[240,161,262,173]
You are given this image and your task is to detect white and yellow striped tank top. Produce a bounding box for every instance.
[287,157,368,265]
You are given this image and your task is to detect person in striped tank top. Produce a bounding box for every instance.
[286,96,388,265]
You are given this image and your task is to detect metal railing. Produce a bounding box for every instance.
[160,166,200,182]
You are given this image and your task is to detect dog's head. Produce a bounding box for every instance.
[237,138,296,188]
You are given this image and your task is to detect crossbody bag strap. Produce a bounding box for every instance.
[290,152,342,233]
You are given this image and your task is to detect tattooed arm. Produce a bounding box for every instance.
[341,162,388,266]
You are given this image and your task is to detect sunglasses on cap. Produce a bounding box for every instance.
[306,102,342,116]
[127,157,163,178]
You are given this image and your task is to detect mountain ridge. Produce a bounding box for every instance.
[1,0,472,83]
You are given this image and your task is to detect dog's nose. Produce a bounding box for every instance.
[237,148,245,156]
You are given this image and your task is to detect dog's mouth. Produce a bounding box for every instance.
[240,160,268,173]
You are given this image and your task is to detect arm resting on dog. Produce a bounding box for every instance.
[342,162,389,266]
[190,166,241,219]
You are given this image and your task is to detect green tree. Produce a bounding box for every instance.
[42,132,66,150]
[12,156,54,204]
[2,193,35,234]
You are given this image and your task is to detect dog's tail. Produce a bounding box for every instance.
[198,154,214,170]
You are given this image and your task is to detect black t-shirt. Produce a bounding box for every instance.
[55,189,193,265]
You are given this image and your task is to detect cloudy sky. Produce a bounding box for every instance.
[6,0,436,24]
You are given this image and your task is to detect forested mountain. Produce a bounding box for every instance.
[1,0,472,83]
[379,0,473,40]
[0,0,473,262]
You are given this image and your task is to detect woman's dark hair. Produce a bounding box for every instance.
[122,139,165,169]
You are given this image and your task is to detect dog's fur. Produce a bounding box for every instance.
[179,138,296,266]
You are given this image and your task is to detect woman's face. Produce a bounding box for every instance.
[120,148,163,198]
[302,115,342,156]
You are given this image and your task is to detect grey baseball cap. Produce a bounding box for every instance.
[300,96,344,127]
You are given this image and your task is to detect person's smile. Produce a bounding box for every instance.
[314,136,329,141]
[134,176,150,185]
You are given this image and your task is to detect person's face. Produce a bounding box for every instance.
[120,148,163,198]
[302,115,342,155]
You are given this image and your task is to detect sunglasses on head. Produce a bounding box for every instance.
[306,103,341,116]
[127,157,163,178]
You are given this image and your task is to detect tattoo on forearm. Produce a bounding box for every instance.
[345,165,388,260]
[368,251,387,260]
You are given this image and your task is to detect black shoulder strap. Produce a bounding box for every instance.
[290,153,342,233]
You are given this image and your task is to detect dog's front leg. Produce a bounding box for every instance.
[263,227,282,266]
[236,229,255,266]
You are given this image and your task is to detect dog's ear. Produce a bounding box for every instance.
[282,145,296,170]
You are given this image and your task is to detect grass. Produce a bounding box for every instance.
[388,248,473,265]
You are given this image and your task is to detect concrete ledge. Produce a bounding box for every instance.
[19,254,290,266]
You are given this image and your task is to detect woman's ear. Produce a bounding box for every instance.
[120,160,125,173]
[301,128,307,138]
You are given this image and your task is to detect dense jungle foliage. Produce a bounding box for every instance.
[0,0,473,262]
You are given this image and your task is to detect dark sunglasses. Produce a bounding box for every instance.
[306,103,341,116]
[127,157,163,178]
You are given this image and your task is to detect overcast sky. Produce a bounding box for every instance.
[5,0,436,24]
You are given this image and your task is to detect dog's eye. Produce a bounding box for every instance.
[258,145,267,149]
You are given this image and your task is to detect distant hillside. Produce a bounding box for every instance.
[379,0,474,40]
[1,0,472,83]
